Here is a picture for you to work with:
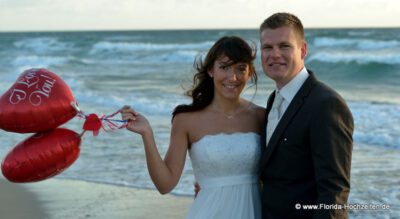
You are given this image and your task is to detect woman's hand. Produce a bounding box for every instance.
[120,105,152,136]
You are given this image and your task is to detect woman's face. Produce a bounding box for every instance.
[208,55,251,100]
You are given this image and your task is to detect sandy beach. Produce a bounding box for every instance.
[0,177,192,219]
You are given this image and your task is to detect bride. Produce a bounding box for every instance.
[121,36,265,219]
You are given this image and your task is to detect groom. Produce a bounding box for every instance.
[259,12,354,219]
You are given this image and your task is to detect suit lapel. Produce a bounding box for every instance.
[259,70,318,172]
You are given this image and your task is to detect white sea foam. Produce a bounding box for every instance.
[347,31,373,37]
[312,37,400,50]
[104,35,146,41]
[11,55,71,73]
[89,41,213,54]
[82,50,199,65]
[13,37,72,53]
[139,50,199,63]
[307,51,400,65]
[350,102,400,149]
[313,37,357,47]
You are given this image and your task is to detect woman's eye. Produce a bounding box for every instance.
[237,64,248,72]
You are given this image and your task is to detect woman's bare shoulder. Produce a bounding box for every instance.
[172,111,204,127]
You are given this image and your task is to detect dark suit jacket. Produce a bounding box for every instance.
[259,70,354,219]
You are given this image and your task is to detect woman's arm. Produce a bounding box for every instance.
[121,106,189,194]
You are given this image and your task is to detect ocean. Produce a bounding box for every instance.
[0,29,399,218]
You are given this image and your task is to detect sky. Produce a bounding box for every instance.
[0,0,399,31]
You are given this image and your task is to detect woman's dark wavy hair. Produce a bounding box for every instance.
[172,36,257,120]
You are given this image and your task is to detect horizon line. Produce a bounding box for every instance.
[1,26,400,33]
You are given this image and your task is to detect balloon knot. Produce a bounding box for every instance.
[82,114,102,136]
[80,110,128,137]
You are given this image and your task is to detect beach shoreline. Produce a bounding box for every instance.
[0,177,192,219]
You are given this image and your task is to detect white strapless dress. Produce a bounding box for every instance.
[186,132,262,219]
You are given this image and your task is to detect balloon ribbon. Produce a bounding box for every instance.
[71,102,128,136]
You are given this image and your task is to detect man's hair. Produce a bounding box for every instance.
[260,12,305,41]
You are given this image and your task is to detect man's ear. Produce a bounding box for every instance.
[301,41,307,60]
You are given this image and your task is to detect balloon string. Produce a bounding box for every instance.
[79,112,128,129]
[98,111,129,131]
[80,130,87,137]
[72,102,128,136]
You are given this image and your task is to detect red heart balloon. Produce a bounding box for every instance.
[1,128,81,183]
[0,68,77,133]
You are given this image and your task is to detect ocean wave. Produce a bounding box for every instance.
[11,55,72,72]
[139,50,199,63]
[104,35,146,41]
[13,37,72,53]
[347,31,373,37]
[89,41,213,54]
[307,51,400,65]
[74,89,187,116]
[82,50,199,65]
[12,55,71,67]
[0,69,24,84]
[312,37,400,50]
[350,101,400,149]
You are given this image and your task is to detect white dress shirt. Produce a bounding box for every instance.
[275,67,309,120]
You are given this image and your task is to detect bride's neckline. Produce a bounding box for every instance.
[191,132,260,146]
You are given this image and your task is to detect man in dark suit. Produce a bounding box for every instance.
[259,13,354,219]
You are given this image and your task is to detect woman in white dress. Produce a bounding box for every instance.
[121,36,265,219]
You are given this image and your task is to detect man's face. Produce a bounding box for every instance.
[260,26,307,89]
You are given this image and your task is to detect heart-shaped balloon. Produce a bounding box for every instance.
[0,68,77,133]
[1,128,81,183]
